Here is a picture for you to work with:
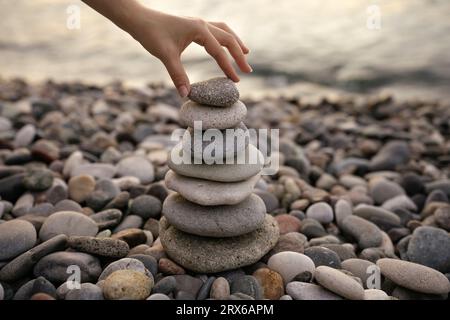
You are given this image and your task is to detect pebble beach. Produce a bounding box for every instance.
[0,76,449,300]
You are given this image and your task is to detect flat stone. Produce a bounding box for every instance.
[111,228,147,248]
[39,211,98,241]
[314,266,365,300]
[230,275,262,299]
[354,204,401,226]
[71,163,116,179]
[369,141,411,171]
[341,215,383,249]
[364,289,390,300]
[382,194,417,212]
[168,143,263,182]
[68,174,96,203]
[252,268,284,300]
[188,77,239,107]
[369,179,405,204]
[286,282,343,300]
[90,208,122,229]
[255,190,280,213]
[406,226,450,273]
[306,202,334,224]
[162,193,265,237]
[68,236,129,258]
[0,220,37,260]
[160,214,279,273]
[0,234,68,282]
[165,170,260,206]
[113,215,143,233]
[341,258,376,289]
[268,232,308,255]
[65,283,104,300]
[180,100,247,130]
[334,199,353,227]
[274,214,301,234]
[377,258,450,295]
[103,270,153,300]
[116,156,155,184]
[33,251,102,283]
[267,251,315,284]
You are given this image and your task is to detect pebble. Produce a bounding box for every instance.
[147,293,171,300]
[71,163,116,179]
[180,100,247,130]
[68,174,96,203]
[334,199,353,227]
[197,276,216,300]
[0,234,68,282]
[65,283,104,300]
[14,276,56,300]
[116,156,155,184]
[254,190,280,213]
[39,211,98,241]
[369,141,411,171]
[369,179,405,204]
[130,194,162,219]
[173,274,204,297]
[286,282,342,300]
[341,258,376,289]
[304,246,342,269]
[31,139,60,163]
[406,226,450,273]
[210,277,230,300]
[14,124,36,147]
[364,289,390,300]
[162,193,265,237]
[267,251,315,284]
[382,194,417,212]
[68,236,129,258]
[400,173,425,196]
[110,228,147,248]
[98,258,151,281]
[23,169,54,191]
[435,206,450,231]
[300,218,327,238]
[274,214,301,234]
[160,214,279,273]
[33,251,102,283]
[377,258,450,295]
[252,268,284,300]
[113,215,143,233]
[152,276,177,295]
[230,275,262,299]
[103,270,153,300]
[165,170,260,206]
[306,202,334,224]
[188,77,239,107]
[341,215,383,249]
[320,244,356,261]
[314,266,365,300]
[159,258,186,275]
[0,220,37,260]
[90,208,122,229]
[353,204,401,227]
[127,254,158,277]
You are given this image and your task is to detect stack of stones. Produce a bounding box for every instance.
[160,77,279,273]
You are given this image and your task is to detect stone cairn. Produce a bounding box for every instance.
[160,77,279,273]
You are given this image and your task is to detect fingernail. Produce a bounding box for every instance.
[178,85,189,98]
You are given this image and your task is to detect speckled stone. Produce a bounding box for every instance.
[39,211,98,241]
[160,214,279,273]
[0,220,37,260]
[68,236,129,258]
[314,266,365,300]
[180,100,247,130]
[188,77,239,107]
[103,270,153,300]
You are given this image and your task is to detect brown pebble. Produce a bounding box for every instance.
[253,268,284,300]
[158,258,185,275]
[210,277,230,300]
[274,214,301,234]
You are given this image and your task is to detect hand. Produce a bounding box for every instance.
[129,9,252,97]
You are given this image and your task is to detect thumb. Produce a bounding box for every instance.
[163,55,190,98]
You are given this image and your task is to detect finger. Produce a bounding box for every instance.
[209,21,250,54]
[197,30,240,82]
[208,25,252,73]
[162,54,190,97]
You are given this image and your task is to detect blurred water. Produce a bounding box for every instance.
[1,0,449,99]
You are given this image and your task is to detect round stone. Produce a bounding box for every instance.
[165,170,260,206]
[68,174,96,203]
[254,190,280,213]
[304,246,342,269]
[268,232,308,255]
[152,276,177,295]
[14,124,36,147]
[306,202,334,224]
[369,141,410,171]
[168,143,264,182]
[147,293,171,300]
[314,266,365,300]
[341,258,376,289]
[286,282,342,300]
[98,258,151,281]
[33,252,101,283]
[340,215,383,249]
[68,236,129,258]
[160,214,279,273]
[230,275,262,299]
[369,179,405,204]
[267,251,316,284]
[406,226,450,273]
[0,220,37,260]
[130,195,162,219]
[180,100,247,130]
[377,258,450,295]
[335,199,353,227]
[103,270,153,300]
[39,211,98,241]
[188,77,239,107]
[252,268,284,300]
[116,156,155,184]
[364,289,390,300]
[23,169,54,191]
[162,193,266,237]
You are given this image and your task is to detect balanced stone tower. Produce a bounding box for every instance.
[160,77,279,273]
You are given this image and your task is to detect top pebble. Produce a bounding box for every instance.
[188,77,239,107]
